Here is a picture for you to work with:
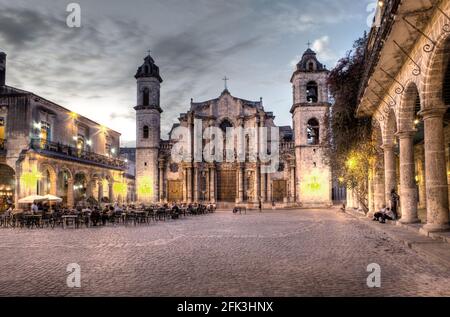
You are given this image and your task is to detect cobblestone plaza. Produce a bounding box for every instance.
[0,209,449,297]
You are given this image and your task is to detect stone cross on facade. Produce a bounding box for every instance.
[223,76,229,90]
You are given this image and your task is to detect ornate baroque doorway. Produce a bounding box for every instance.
[217,169,237,202]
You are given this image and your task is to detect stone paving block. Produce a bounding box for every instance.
[0,209,449,296]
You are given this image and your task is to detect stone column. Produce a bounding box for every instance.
[97,180,103,203]
[193,165,199,203]
[67,178,74,208]
[382,144,397,206]
[420,107,449,232]
[186,165,193,203]
[397,131,419,223]
[367,167,375,218]
[86,179,94,199]
[372,151,386,211]
[290,164,296,203]
[346,187,353,208]
[267,173,272,203]
[205,169,210,202]
[159,161,165,203]
[260,170,267,203]
[108,181,114,203]
[209,165,216,203]
[238,164,244,203]
[254,116,261,204]
[183,166,187,202]
[416,148,426,210]
[254,164,261,203]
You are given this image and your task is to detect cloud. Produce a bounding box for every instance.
[0,0,369,146]
[289,36,338,70]
[312,36,338,66]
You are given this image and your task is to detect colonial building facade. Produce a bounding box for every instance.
[0,52,128,210]
[356,0,450,233]
[134,49,333,208]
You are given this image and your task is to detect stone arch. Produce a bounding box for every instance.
[372,119,383,147]
[306,81,318,103]
[56,167,72,205]
[422,31,450,109]
[382,108,398,146]
[219,118,234,131]
[398,81,422,132]
[38,162,57,195]
[73,171,89,205]
[0,163,15,211]
[306,117,320,145]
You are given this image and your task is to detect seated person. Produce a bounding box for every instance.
[90,208,100,227]
[380,208,396,223]
[171,205,180,219]
[373,206,387,222]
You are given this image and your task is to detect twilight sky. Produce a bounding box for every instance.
[0,0,375,146]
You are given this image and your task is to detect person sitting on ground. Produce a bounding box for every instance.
[373,205,387,222]
[380,207,396,223]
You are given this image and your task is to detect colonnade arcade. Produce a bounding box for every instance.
[366,25,450,233]
[16,158,125,207]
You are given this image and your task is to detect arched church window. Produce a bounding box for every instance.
[143,125,149,139]
[307,118,320,145]
[308,61,315,72]
[143,88,150,106]
[220,119,233,132]
[306,81,318,103]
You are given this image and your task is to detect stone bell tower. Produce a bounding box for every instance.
[134,53,163,203]
[290,48,332,207]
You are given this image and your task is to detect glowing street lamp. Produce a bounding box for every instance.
[346,157,358,170]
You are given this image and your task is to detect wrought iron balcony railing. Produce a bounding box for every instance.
[30,139,127,170]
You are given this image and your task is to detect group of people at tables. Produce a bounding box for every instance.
[1,201,217,228]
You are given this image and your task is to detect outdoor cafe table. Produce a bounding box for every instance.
[62,215,78,229]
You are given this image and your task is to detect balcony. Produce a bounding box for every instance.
[30,139,127,171]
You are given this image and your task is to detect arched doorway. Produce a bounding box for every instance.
[74,173,88,205]
[39,164,56,196]
[0,164,14,211]
[57,169,72,205]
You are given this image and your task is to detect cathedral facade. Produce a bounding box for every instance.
[134,49,333,208]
